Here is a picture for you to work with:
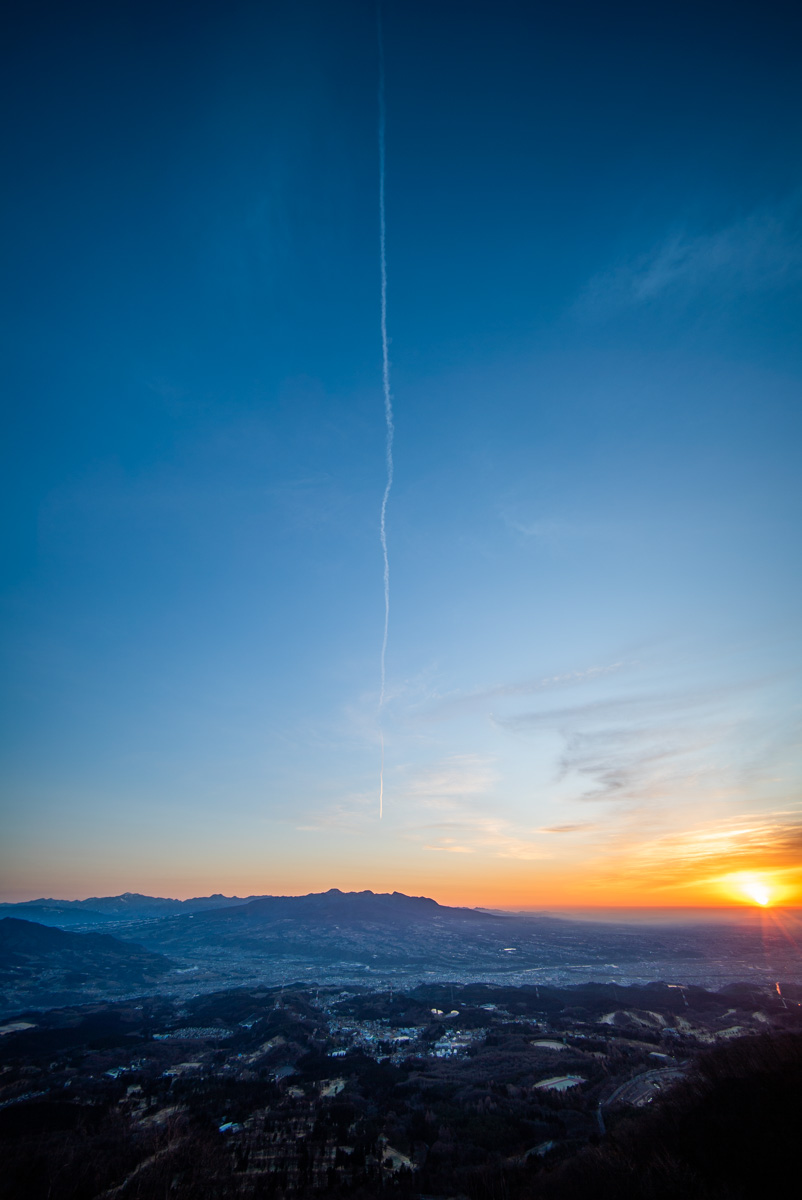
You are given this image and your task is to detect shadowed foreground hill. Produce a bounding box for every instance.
[0,919,174,1008]
[518,1032,802,1200]
[0,999,798,1200]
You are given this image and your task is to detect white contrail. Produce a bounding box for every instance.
[377,1,393,818]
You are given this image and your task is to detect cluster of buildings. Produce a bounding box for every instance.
[321,1002,484,1062]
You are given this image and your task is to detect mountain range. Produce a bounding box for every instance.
[2,889,800,1020]
[0,888,495,926]
[0,890,506,1015]
[0,891,269,927]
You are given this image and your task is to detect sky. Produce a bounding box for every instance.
[1,0,801,907]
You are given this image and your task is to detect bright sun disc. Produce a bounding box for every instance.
[720,871,787,908]
[743,881,771,906]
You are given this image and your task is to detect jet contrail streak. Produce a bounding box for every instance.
[377,1,393,819]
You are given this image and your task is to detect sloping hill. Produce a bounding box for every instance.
[0,919,174,1010]
[0,905,116,928]
[526,1032,802,1199]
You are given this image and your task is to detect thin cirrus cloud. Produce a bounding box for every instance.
[553,724,722,804]
[404,661,627,725]
[500,514,622,545]
[381,757,549,861]
[494,677,790,808]
[295,755,497,835]
[400,754,497,801]
[539,823,597,834]
[576,198,802,317]
[609,812,802,890]
[295,754,550,862]
[418,817,547,862]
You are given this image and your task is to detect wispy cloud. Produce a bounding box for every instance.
[495,677,787,808]
[417,814,548,861]
[295,756,498,835]
[638,813,802,869]
[577,199,802,317]
[367,755,549,860]
[300,648,799,900]
[500,511,625,546]
[406,661,627,724]
[401,755,498,805]
[604,811,802,893]
[539,822,597,834]
[503,516,586,542]
[295,790,375,833]
[422,841,475,854]
[554,723,717,803]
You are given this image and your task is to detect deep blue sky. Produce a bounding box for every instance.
[2,0,801,904]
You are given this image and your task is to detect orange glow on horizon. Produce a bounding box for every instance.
[713,870,798,910]
[2,838,800,910]
[5,871,799,911]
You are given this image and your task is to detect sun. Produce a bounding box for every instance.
[726,872,774,907]
[715,869,801,908]
[743,880,771,907]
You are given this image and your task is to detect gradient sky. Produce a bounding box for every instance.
[2,0,801,906]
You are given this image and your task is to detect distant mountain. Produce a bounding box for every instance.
[137,888,508,970]
[0,918,175,1011]
[192,888,504,927]
[0,889,500,930]
[0,892,509,1007]
[0,892,269,926]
